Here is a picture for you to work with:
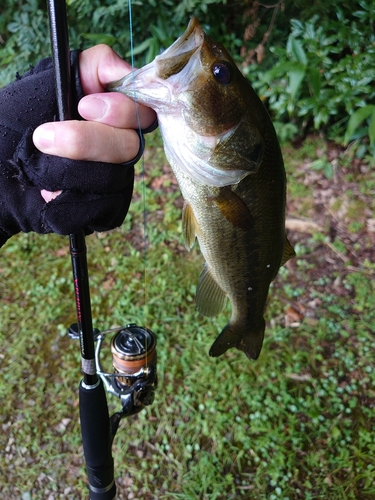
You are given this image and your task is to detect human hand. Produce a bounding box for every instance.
[32,45,156,202]
[0,46,156,246]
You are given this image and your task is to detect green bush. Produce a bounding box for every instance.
[0,0,50,85]
[244,1,375,152]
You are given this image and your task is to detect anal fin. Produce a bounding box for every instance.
[196,264,227,317]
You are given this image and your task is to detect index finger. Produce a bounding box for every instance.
[79,45,133,94]
[78,45,156,130]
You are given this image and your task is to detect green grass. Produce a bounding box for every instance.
[1,132,375,499]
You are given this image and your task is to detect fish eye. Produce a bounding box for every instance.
[212,62,232,84]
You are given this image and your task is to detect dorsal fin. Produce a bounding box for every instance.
[281,237,295,267]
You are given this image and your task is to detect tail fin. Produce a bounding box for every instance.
[209,319,265,360]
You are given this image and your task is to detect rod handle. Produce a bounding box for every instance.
[79,379,116,500]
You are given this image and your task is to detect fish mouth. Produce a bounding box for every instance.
[107,18,204,109]
[154,17,204,78]
[159,17,203,59]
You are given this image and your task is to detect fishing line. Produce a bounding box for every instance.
[128,0,149,351]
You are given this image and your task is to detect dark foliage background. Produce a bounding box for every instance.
[1,0,374,153]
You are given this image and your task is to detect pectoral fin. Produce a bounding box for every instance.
[280,236,296,267]
[214,187,254,230]
[196,265,227,317]
[182,202,198,250]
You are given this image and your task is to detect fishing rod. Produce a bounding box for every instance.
[46,1,157,498]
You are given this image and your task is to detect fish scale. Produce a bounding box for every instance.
[108,17,295,360]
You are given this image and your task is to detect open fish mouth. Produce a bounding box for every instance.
[107,18,205,109]
[154,17,204,79]
[158,17,204,59]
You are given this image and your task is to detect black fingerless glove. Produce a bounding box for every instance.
[0,51,151,248]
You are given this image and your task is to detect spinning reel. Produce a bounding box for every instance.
[69,323,157,436]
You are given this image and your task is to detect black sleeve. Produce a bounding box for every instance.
[0,51,142,248]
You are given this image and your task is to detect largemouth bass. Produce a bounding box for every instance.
[108,18,295,360]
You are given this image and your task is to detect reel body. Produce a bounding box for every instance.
[97,324,157,413]
[69,323,157,435]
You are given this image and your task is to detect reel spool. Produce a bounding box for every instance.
[110,325,157,389]
[95,324,157,415]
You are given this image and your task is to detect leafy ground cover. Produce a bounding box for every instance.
[0,132,374,499]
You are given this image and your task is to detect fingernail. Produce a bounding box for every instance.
[78,96,107,120]
[33,123,55,150]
